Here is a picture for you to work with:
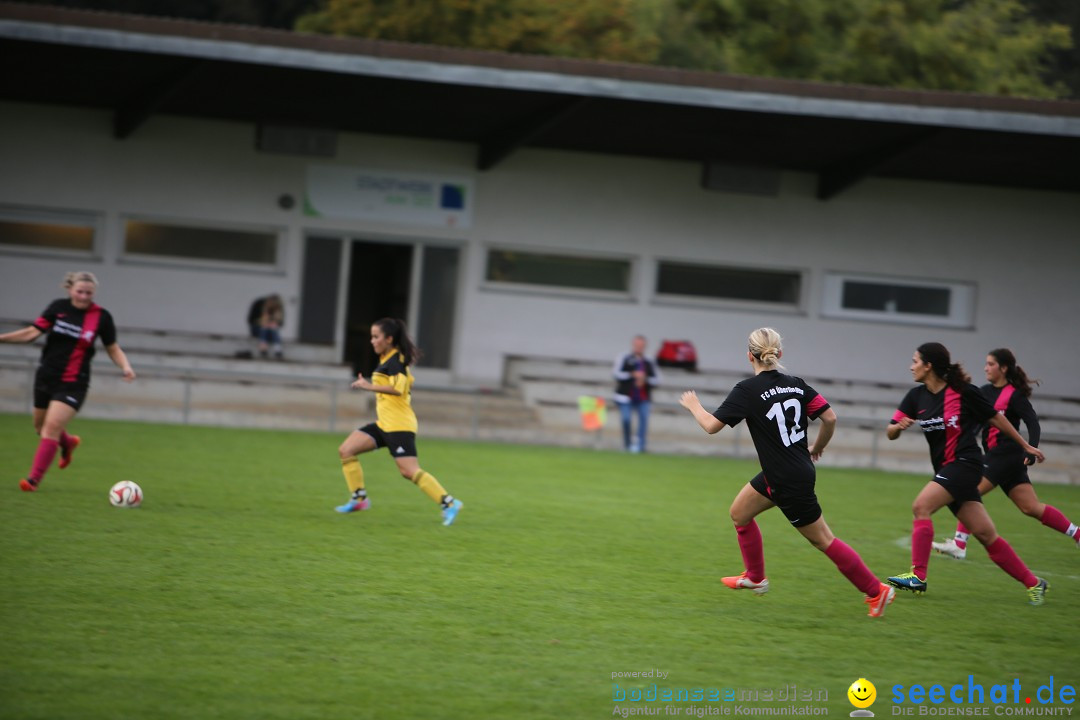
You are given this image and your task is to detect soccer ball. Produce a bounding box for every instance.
[109,481,143,508]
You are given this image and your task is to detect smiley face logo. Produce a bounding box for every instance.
[848,678,877,709]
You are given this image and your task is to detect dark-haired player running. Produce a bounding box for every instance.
[934,348,1078,559]
[886,343,1047,605]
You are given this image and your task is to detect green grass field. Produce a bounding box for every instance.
[1,414,1077,720]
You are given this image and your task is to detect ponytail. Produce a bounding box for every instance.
[917,342,970,391]
[375,317,421,366]
[748,327,785,370]
[989,348,1039,398]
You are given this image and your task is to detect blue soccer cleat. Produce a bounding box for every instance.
[887,571,927,596]
[442,499,463,526]
[335,498,370,513]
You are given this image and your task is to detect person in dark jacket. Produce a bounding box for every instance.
[613,335,661,453]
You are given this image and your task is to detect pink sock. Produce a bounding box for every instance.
[1040,505,1076,537]
[986,537,1038,587]
[30,438,60,481]
[735,521,765,583]
[58,431,73,451]
[954,521,970,549]
[824,538,881,596]
[912,518,934,581]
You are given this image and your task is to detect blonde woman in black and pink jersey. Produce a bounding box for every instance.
[934,348,1079,559]
[886,343,1048,605]
[0,272,135,491]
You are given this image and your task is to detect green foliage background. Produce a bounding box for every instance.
[18,0,1079,97]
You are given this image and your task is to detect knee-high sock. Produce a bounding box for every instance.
[410,469,450,506]
[912,518,934,580]
[58,431,74,452]
[1039,505,1080,539]
[735,521,765,583]
[29,438,60,481]
[953,521,971,548]
[986,537,1038,587]
[341,457,366,500]
[824,538,881,596]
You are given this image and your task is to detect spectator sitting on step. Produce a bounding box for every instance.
[247,294,285,359]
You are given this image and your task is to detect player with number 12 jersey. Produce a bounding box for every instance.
[680,328,895,618]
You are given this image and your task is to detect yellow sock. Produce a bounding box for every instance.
[341,457,366,500]
[410,469,449,505]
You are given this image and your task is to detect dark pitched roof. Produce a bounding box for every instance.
[3,1,1078,195]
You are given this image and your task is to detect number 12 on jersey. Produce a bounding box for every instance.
[765,399,805,447]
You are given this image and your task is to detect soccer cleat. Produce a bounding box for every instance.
[887,571,927,595]
[720,571,770,595]
[865,583,896,618]
[334,498,370,513]
[442,499,463,526]
[932,538,966,560]
[1027,578,1048,606]
[58,435,81,470]
[19,478,39,492]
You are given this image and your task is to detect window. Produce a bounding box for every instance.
[655,261,802,307]
[485,249,632,294]
[123,220,279,268]
[822,272,975,328]
[0,207,98,255]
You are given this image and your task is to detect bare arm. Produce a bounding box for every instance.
[989,413,1044,462]
[809,407,837,461]
[351,375,402,396]
[680,390,725,435]
[0,326,43,344]
[887,417,914,441]
[105,343,136,382]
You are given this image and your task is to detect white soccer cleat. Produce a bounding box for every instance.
[932,538,966,560]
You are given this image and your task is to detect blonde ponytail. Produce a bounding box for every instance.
[748,327,784,370]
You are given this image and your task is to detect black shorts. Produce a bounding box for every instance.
[33,370,88,411]
[358,422,418,458]
[931,460,984,515]
[983,451,1031,495]
[750,471,822,528]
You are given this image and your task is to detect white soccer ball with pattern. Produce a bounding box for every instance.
[109,481,143,508]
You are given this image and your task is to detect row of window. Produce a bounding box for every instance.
[0,207,975,328]
[484,251,975,328]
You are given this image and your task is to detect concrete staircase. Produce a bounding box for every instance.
[2,321,1077,484]
[503,355,1080,484]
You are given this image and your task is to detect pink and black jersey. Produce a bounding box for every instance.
[32,298,117,384]
[981,383,1040,456]
[711,370,830,484]
[891,383,997,472]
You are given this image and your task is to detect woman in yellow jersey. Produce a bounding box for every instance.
[335,317,464,525]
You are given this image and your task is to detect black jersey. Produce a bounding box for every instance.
[32,299,117,383]
[981,383,1040,456]
[711,370,831,484]
[891,383,997,472]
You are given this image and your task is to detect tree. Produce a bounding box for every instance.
[664,0,1072,98]
[1021,0,1080,97]
[296,0,661,64]
[18,0,322,29]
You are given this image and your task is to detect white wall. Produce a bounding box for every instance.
[3,101,1078,395]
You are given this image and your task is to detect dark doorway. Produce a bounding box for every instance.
[298,236,342,345]
[345,240,413,376]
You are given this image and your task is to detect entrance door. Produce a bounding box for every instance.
[345,240,412,376]
[416,246,459,370]
[298,236,342,345]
